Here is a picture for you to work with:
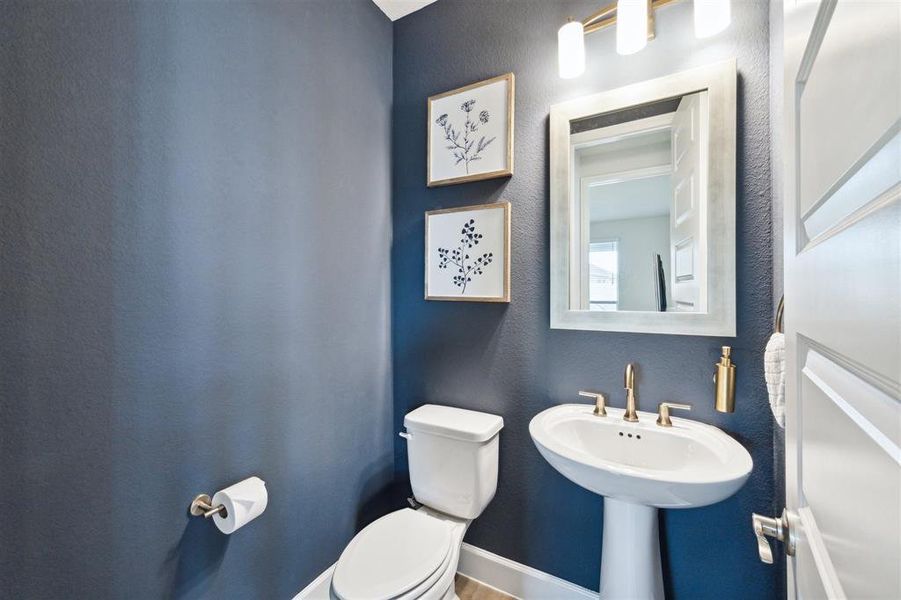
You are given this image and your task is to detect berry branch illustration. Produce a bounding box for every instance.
[435,99,496,174]
[437,218,494,294]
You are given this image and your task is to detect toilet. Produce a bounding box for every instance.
[331,404,503,600]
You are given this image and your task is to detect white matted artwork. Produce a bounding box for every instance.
[427,73,514,187]
[425,201,511,302]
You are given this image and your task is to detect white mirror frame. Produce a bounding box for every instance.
[550,59,737,336]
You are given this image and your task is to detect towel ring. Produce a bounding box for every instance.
[775,295,784,334]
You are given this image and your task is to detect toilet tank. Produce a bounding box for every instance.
[403,405,503,520]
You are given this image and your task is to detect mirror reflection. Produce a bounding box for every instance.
[570,91,708,313]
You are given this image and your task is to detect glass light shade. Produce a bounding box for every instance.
[558,21,586,79]
[616,0,648,55]
[694,0,731,39]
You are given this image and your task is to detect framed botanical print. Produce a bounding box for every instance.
[427,73,514,187]
[425,201,511,302]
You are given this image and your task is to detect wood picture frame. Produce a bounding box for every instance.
[427,73,514,187]
[425,201,511,302]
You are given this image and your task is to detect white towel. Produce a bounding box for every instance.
[764,332,786,428]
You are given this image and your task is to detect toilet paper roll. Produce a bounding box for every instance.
[211,476,268,535]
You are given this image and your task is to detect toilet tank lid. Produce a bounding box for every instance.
[404,405,503,442]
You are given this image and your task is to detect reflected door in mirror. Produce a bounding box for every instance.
[570,92,707,314]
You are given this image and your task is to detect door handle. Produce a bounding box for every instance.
[752,509,795,564]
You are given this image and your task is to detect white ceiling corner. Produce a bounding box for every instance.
[372,0,439,21]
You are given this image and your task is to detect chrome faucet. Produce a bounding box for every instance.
[623,363,639,422]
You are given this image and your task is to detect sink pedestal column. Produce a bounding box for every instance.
[599,498,664,600]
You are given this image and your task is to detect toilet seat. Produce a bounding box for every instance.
[332,509,454,600]
[394,535,456,600]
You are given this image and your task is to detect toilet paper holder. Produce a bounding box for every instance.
[189,494,228,519]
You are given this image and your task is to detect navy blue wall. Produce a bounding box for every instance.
[0,1,392,597]
[392,1,780,597]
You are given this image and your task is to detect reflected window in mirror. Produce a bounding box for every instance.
[588,240,619,311]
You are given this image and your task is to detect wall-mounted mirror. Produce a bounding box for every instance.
[550,60,736,336]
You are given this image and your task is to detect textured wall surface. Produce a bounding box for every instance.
[0,2,392,597]
[392,1,780,597]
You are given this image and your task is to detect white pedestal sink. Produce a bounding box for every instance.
[529,404,752,600]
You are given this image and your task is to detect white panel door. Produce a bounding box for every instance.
[781,1,900,599]
[669,92,708,312]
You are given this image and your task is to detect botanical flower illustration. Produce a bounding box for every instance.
[437,218,494,293]
[435,98,496,174]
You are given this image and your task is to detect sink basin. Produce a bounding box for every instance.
[530,403,753,599]
[529,403,752,508]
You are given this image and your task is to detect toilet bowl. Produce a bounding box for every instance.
[330,405,503,600]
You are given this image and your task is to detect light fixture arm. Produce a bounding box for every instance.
[580,0,678,36]
[581,3,617,34]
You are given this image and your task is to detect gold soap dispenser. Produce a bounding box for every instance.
[714,346,736,412]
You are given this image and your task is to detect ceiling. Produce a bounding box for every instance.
[589,174,672,222]
[372,0,438,21]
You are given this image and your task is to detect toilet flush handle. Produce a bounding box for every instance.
[398,431,412,440]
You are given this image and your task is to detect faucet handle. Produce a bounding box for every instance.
[578,391,607,417]
[656,402,691,427]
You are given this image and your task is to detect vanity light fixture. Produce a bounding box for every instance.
[616,0,649,56]
[558,20,586,79]
[557,0,731,78]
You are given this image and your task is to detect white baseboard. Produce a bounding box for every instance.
[294,544,596,600]
[457,543,596,600]
[294,564,334,600]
